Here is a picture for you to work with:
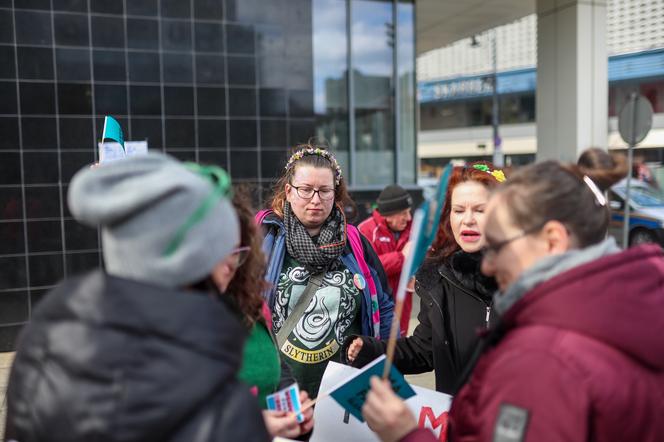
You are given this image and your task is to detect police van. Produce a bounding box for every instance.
[608,179,664,248]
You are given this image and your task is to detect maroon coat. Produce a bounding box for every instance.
[447,244,664,442]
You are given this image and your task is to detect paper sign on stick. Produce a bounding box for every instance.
[311,362,452,442]
[328,355,415,422]
[266,383,305,423]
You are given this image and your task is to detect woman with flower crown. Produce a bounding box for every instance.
[345,161,506,395]
[258,143,395,398]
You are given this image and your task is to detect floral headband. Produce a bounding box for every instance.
[472,164,506,183]
[285,147,343,186]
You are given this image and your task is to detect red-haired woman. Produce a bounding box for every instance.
[345,162,505,394]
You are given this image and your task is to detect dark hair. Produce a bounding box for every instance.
[226,187,268,327]
[267,143,350,218]
[497,160,623,248]
[429,161,505,260]
[577,147,627,189]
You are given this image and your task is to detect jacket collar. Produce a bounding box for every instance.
[439,251,496,300]
[371,210,412,237]
[494,237,620,315]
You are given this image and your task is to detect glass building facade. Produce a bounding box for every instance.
[312,0,416,188]
[0,0,415,350]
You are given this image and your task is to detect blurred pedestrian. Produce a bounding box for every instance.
[258,144,394,398]
[5,153,270,442]
[577,147,627,190]
[346,162,505,395]
[358,184,414,335]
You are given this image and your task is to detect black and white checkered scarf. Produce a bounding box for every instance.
[283,202,347,273]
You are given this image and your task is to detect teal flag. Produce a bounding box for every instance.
[393,163,453,303]
[409,163,453,276]
[102,116,125,151]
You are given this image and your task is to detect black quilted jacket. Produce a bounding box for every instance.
[5,270,269,442]
[343,251,497,394]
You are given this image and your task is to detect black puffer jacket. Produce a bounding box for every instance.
[5,270,270,442]
[343,251,497,394]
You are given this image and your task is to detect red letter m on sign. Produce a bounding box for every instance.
[418,407,449,442]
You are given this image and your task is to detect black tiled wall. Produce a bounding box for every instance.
[0,0,315,351]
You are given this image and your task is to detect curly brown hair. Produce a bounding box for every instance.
[267,143,350,218]
[226,187,268,327]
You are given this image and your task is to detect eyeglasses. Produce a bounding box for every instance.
[228,246,251,268]
[481,224,543,261]
[290,184,335,201]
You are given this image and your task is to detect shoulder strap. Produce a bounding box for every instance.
[347,225,377,296]
[275,272,325,349]
[347,225,382,339]
[255,209,272,225]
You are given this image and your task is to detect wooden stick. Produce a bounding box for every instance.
[382,297,404,379]
[300,392,327,412]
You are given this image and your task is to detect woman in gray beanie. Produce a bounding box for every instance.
[5,153,270,442]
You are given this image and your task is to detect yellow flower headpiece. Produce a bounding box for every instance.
[472,164,506,183]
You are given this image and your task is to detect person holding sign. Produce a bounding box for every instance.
[449,160,664,441]
[258,144,395,398]
[216,191,314,438]
[363,160,664,442]
[5,154,270,441]
[345,163,505,395]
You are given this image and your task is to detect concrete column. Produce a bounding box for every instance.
[536,0,608,162]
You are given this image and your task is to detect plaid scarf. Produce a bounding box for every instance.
[283,202,347,273]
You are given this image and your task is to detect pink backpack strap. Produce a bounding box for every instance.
[255,209,272,225]
[347,225,381,338]
[347,226,376,295]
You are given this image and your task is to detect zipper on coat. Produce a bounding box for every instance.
[485,306,491,328]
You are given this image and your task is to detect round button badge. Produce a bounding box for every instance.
[353,273,366,290]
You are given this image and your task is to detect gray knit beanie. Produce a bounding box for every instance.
[67,152,239,288]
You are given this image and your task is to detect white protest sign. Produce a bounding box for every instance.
[98,140,149,163]
[310,362,452,442]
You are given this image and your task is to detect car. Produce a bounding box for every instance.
[608,179,664,248]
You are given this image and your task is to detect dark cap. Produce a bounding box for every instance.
[377,185,412,215]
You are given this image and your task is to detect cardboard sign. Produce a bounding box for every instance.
[98,140,148,163]
[328,355,415,422]
[266,383,305,423]
[311,362,452,442]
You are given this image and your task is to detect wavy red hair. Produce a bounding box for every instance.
[428,161,505,261]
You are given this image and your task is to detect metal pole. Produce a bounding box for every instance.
[347,0,356,187]
[393,0,400,184]
[622,92,637,248]
[491,29,503,167]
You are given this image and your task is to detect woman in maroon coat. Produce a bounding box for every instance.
[361,160,664,442]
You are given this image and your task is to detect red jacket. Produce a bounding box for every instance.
[358,210,411,296]
[448,245,664,442]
